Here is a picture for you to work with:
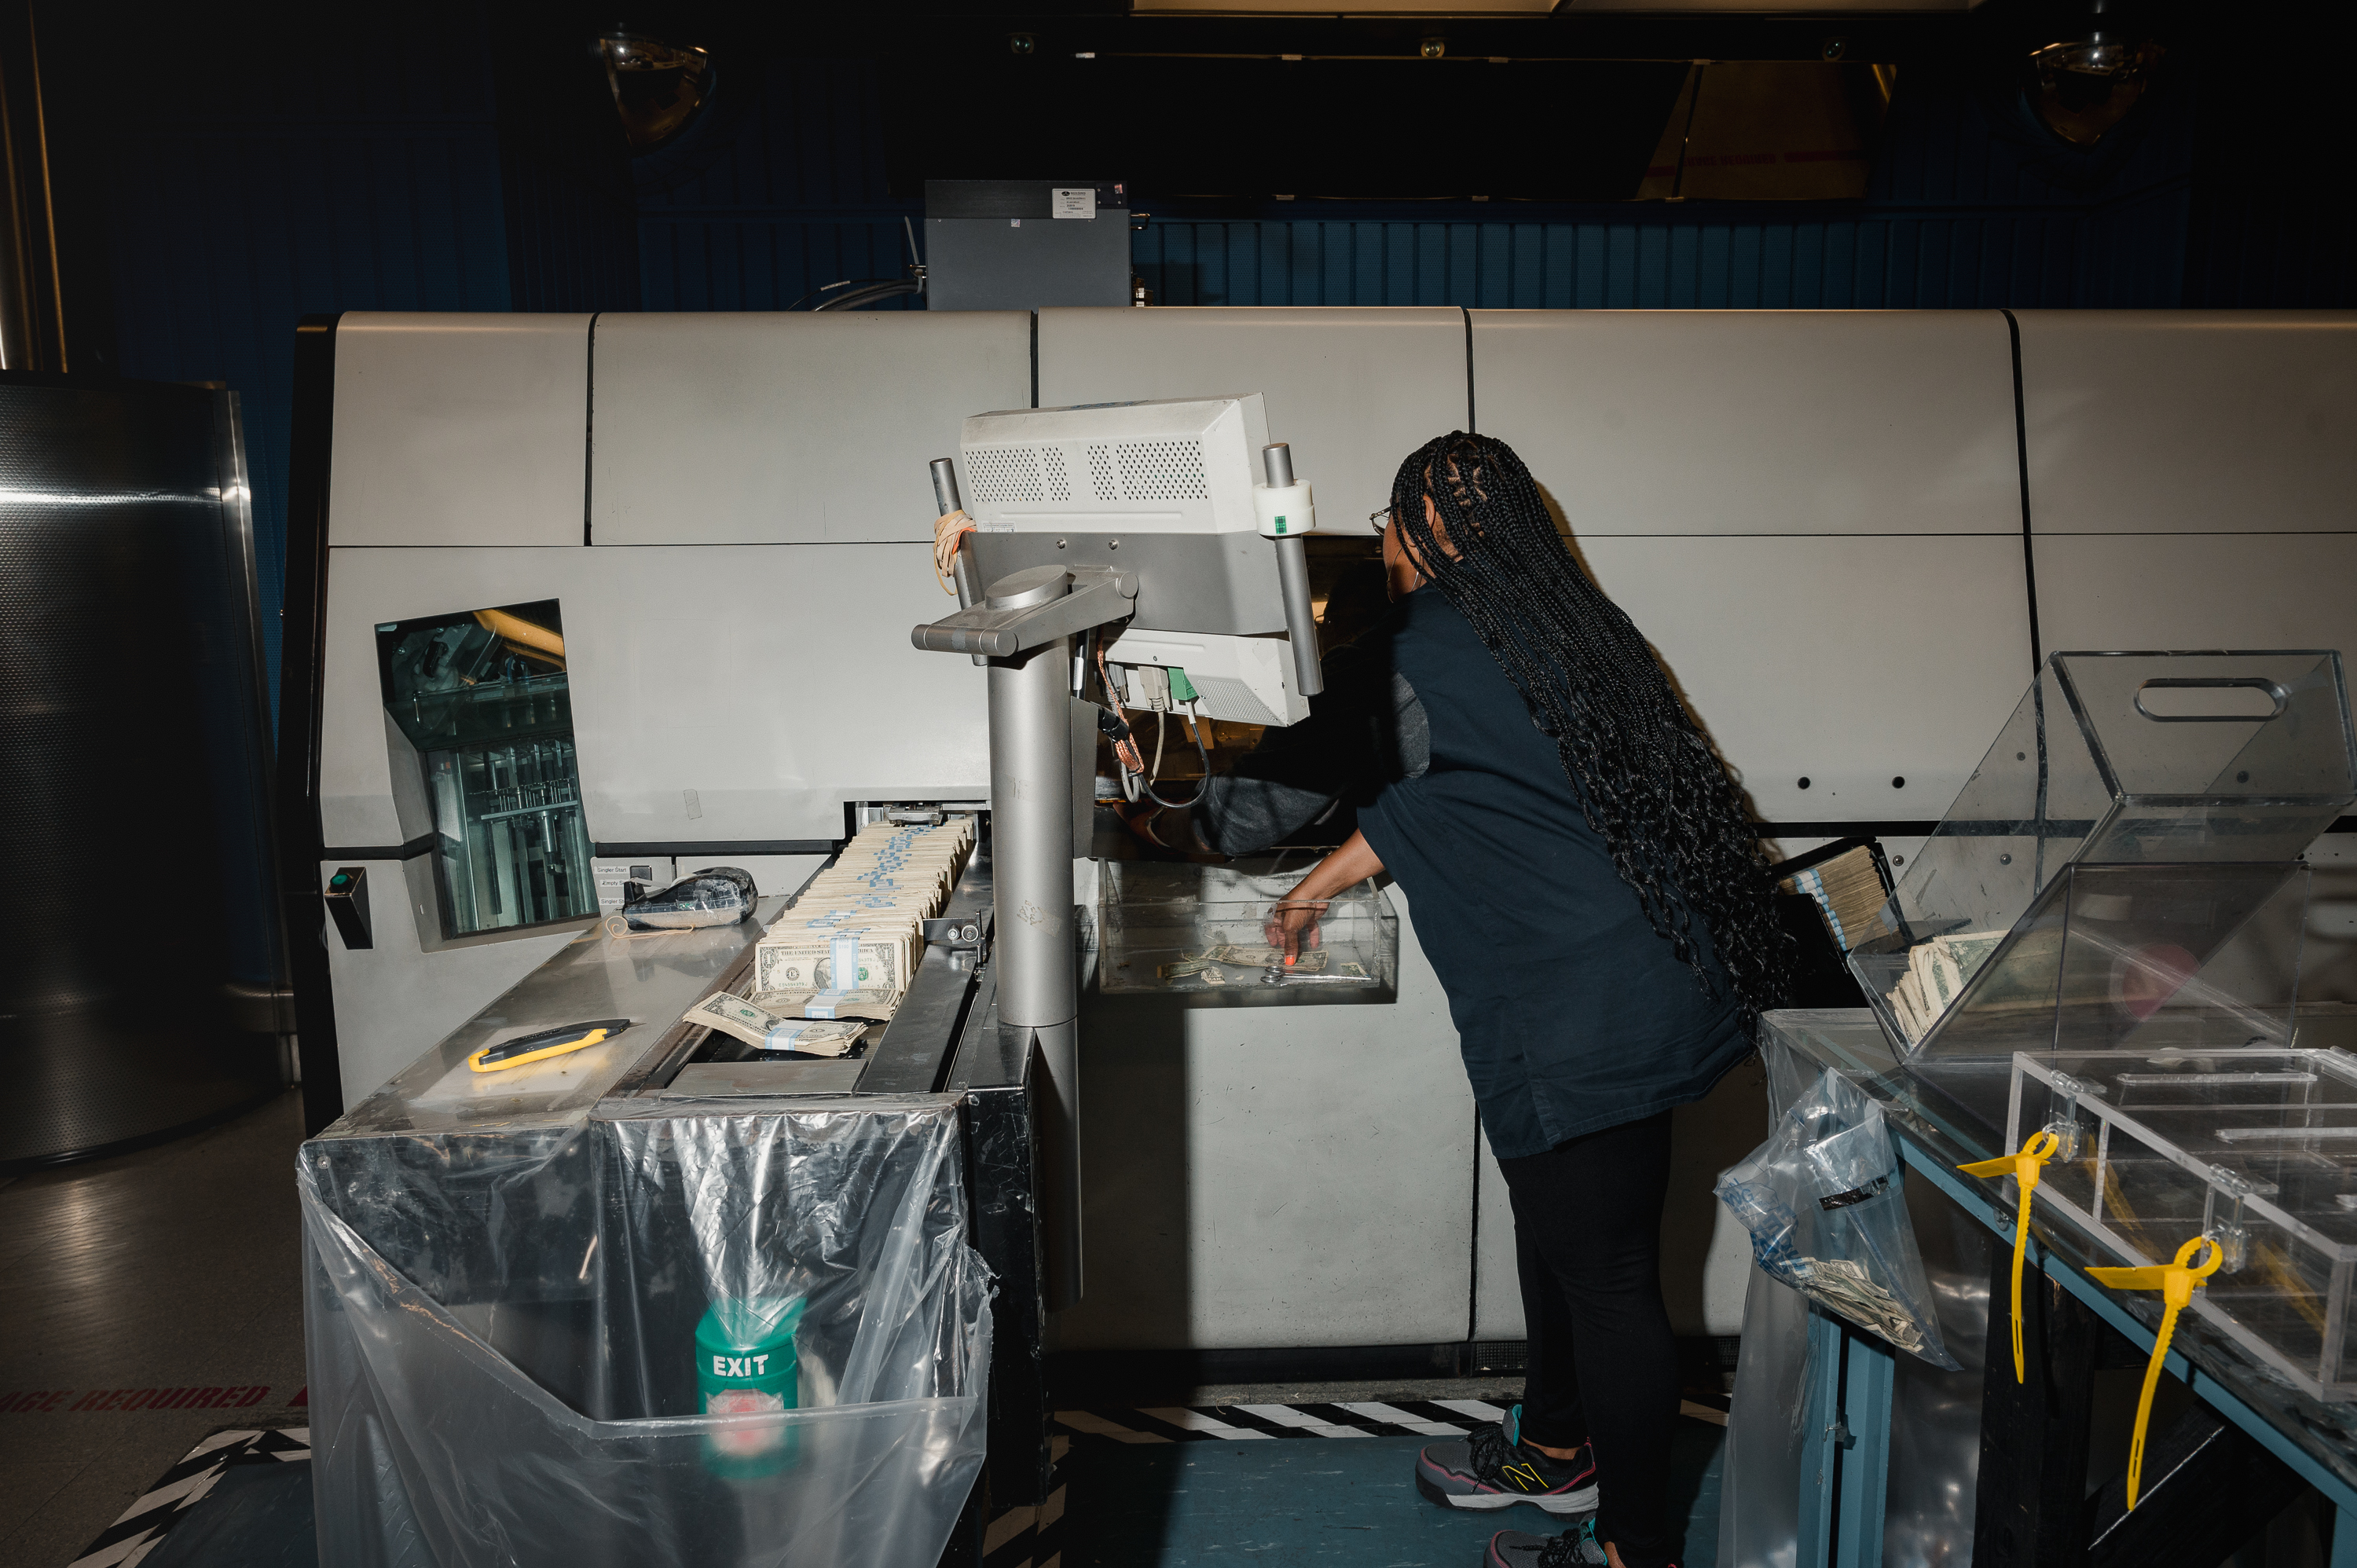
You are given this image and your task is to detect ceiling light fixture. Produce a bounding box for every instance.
[597,31,710,153]
[2027,2,2161,147]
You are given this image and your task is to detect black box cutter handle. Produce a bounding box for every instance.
[467,1019,633,1074]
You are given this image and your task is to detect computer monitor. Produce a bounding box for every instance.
[959,395,1310,725]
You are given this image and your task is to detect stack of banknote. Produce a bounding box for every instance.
[1886,929,2007,1045]
[1791,1255,1929,1354]
[751,816,975,998]
[746,987,900,1024]
[679,991,867,1057]
[1779,844,1893,954]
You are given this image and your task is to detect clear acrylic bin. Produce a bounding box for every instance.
[1097,859,1398,1006]
[1848,650,2355,1067]
[2005,1044,2357,1401]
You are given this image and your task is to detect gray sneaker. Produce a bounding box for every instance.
[1414,1405,1600,1515]
[1486,1517,1611,1567]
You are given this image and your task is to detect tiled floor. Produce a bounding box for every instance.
[0,1092,310,1567]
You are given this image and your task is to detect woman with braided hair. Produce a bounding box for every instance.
[1270,432,1788,1568]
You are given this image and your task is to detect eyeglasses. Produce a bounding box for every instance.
[1367,508,1392,533]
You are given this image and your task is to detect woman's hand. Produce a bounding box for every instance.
[1268,832,1386,959]
[1265,899,1329,960]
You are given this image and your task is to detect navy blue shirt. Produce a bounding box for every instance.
[1357,587,1752,1160]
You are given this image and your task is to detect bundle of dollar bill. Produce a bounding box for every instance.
[1886,929,2006,1045]
[680,992,866,1057]
[1789,1255,1928,1354]
[753,817,976,998]
[1780,845,1893,954]
[753,926,917,995]
[746,987,900,1023]
[801,819,972,910]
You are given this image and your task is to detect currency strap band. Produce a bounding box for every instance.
[2087,1236,2223,1511]
[1958,1129,2061,1383]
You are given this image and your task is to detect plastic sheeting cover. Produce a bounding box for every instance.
[301,1094,989,1567]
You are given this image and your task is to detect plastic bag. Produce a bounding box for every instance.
[1715,1065,1960,1370]
[302,1096,989,1567]
[612,864,757,932]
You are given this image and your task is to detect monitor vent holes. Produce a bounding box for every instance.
[966,447,1043,505]
[1114,440,1208,501]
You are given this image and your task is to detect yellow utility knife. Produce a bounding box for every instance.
[467,1018,632,1074]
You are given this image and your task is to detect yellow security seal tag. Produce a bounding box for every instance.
[1959,1129,2061,1383]
[2087,1236,2223,1511]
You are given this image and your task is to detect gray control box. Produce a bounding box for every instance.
[924,179,1131,311]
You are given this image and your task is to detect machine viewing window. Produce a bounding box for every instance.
[376,599,596,938]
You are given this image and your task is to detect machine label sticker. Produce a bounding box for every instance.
[1052,187,1097,218]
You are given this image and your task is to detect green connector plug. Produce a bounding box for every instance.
[1168,668,1200,704]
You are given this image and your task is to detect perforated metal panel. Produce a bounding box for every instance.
[967,446,1044,505]
[1037,307,1467,533]
[1113,439,1208,500]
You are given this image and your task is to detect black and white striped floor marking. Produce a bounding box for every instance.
[68,1427,311,1568]
[1056,1396,1512,1443]
[1048,1396,1728,1447]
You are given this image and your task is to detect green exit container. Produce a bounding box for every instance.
[695,1295,805,1478]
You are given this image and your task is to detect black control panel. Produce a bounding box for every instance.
[324,866,372,950]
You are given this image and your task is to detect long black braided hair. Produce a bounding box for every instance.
[1387,431,1791,1025]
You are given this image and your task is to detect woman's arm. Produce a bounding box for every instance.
[1266,830,1386,958]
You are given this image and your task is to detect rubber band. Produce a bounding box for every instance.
[933,509,977,595]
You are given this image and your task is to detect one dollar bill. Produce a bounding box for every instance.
[746,987,899,1022]
[680,992,864,1057]
[753,931,911,995]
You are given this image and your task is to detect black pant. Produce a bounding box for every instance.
[1499,1111,1680,1568]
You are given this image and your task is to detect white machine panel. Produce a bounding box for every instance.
[1037,306,1470,533]
[2031,533,2357,665]
[1470,310,2022,537]
[1577,534,2033,824]
[321,859,581,1108]
[329,313,592,548]
[2016,310,2357,534]
[589,311,1032,545]
[319,544,988,850]
[1062,886,1476,1350]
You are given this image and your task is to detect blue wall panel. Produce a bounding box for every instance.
[88,5,515,717]
[637,218,918,311]
[106,124,512,714]
[635,56,922,312]
[1131,207,2106,310]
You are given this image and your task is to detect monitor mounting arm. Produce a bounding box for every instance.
[909,562,1136,1313]
[911,564,1137,659]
